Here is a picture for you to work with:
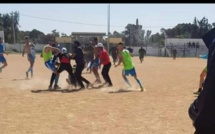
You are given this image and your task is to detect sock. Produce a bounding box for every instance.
[54,76,59,86]
[135,78,143,88]
[123,77,132,87]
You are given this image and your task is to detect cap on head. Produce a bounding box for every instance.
[24,36,29,40]
[95,43,104,48]
[62,47,67,54]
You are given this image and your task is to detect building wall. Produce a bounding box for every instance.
[105,38,122,44]
[55,37,72,43]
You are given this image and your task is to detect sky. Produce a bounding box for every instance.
[1,4,215,36]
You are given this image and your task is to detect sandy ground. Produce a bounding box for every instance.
[0,54,205,134]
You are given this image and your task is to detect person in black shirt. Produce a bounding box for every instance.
[138,47,146,63]
[71,41,91,90]
[172,49,177,60]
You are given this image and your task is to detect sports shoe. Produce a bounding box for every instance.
[26,72,28,78]
[107,84,113,87]
[78,87,85,90]
[48,85,52,90]
[141,87,145,92]
[94,79,102,84]
[31,73,33,78]
[193,91,200,95]
[86,83,92,89]
[102,82,108,86]
[54,85,61,90]
[66,78,71,85]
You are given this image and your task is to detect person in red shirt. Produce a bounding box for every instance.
[96,43,113,87]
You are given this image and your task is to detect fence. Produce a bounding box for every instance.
[4,43,207,57]
[165,44,208,57]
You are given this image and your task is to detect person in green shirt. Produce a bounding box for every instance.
[115,42,145,92]
[40,44,62,90]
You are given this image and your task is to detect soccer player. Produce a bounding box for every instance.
[71,41,91,90]
[22,36,36,78]
[41,44,62,90]
[115,42,144,92]
[0,37,8,73]
[138,47,146,63]
[96,43,113,87]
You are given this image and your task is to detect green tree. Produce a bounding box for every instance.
[29,29,45,43]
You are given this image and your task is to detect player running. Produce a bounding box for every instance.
[115,42,144,92]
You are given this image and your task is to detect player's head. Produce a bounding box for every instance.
[0,37,2,43]
[140,47,143,49]
[62,47,67,54]
[24,36,29,44]
[93,37,98,45]
[73,40,81,48]
[117,42,124,51]
[95,43,104,51]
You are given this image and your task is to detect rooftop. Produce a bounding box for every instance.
[71,32,106,36]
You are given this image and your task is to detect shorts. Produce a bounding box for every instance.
[0,55,6,63]
[27,53,35,62]
[139,55,144,58]
[203,67,207,73]
[45,59,56,72]
[91,58,100,69]
[122,67,136,76]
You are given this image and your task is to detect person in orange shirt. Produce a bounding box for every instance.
[96,43,113,87]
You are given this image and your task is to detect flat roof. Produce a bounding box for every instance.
[71,32,106,36]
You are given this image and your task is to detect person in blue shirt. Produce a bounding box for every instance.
[193,54,208,95]
[0,37,9,73]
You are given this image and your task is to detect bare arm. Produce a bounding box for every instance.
[71,53,76,59]
[115,54,123,68]
[22,45,26,57]
[51,47,62,54]
[44,45,62,54]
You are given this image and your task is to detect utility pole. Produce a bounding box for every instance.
[12,12,16,44]
[107,3,110,53]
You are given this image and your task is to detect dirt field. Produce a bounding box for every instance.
[0,54,204,134]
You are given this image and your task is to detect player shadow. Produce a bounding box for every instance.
[31,89,67,93]
[61,88,84,93]
[108,89,140,94]
[12,78,29,81]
